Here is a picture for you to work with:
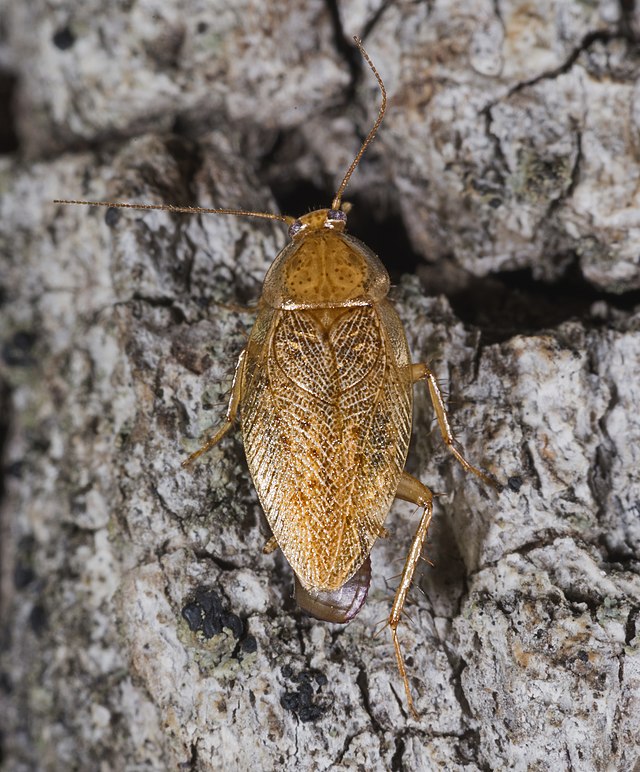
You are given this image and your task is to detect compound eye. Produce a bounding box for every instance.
[326,209,347,228]
[288,220,306,238]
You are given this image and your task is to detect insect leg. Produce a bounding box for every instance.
[412,362,500,490]
[215,300,258,314]
[182,350,246,467]
[389,472,433,719]
[262,536,278,554]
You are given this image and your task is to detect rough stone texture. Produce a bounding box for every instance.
[1,1,640,771]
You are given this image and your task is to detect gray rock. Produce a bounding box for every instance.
[1,2,639,770]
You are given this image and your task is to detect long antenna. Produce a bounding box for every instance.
[55,36,386,223]
[53,199,295,225]
[331,36,387,212]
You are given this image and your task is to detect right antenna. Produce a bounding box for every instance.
[331,36,387,212]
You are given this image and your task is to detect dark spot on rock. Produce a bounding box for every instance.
[181,603,202,632]
[5,461,23,478]
[13,563,35,590]
[29,604,47,635]
[221,612,244,639]
[280,691,300,711]
[577,649,589,663]
[298,705,324,722]
[52,26,76,51]
[297,681,313,708]
[508,475,523,492]
[182,586,255,657]
[105,207,121,227]
[0,671,12,694]
[280,665,328,721]
[241,635,257,654]
[2,331,36,367]
[314,671,328,687]
[197,21,208,33]
[201,613,222,639]
[194,588,223,616]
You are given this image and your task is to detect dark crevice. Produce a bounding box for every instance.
[0,70,19,154]
[259,15,640,346]
[0,380,11,537]
[334,731,357,765]
[262,135,637,346]
[391,734,406,771]
[265,164,640,341]
[421,258,640,345]
[0,382,15,624]
[360,2,395,41]
[355,667,383,733]
[325,0,361,103]
[566,129,583,200]
[619,0,638,42]
[197,551,241,573]
[130,293,179,309]
[506,29,618,98]
[598,534,640,571]
[268,176,333,222]
[187,740,198,770]
[457,729,489,769]
[624,606,638,646]
[450,657,474,719]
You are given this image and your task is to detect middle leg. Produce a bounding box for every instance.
[411,362,501,490]
[182,349,246,467]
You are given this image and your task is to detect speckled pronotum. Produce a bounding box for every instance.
[54,36,500,719]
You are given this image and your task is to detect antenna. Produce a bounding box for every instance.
[54,36,386,223]
[331,36,387,212]
[52,199,295,226]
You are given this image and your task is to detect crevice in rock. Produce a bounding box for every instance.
[264,146,639,346]
[325,0,361,104]
[598,534,640,571]
[624,606,638,645]
[0,69,19,155]
[456,728,489,769]
[390,734,406,771]
[355,666,383,733]
[506,29,619,98]
[425,259,640,345]
[0,379,12,518]
[334,731,357,766]
[619,0,639,41]
[360,1,395,41]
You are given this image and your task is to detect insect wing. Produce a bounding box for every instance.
[241,295,412,591]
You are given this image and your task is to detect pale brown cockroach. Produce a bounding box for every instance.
[55,37,499,718]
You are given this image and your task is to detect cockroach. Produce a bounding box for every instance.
[55,36,500,718]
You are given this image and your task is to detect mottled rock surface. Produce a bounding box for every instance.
[1,1,640,771]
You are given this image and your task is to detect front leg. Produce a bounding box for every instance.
[182,349,246,467]
[411,362,501,490]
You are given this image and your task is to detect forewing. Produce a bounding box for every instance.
[242,305,412,590]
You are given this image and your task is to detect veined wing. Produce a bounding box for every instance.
[242,305,412,590]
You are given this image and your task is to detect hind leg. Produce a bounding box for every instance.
[389,471,434,719]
